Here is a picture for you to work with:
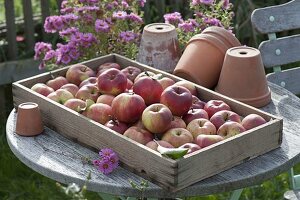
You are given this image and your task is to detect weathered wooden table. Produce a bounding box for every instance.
[6,82,300,199]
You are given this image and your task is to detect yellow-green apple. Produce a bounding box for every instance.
[195,134,224,148]
[60,83,79,96]
[191,95,206,109]
[183,108,209,125]
[75,85,100,102]
[142,103,173,134]
[96,94,115,106]
[79,77,97,88]
[66,64,95,86]
[31,83,54,96]
[97,68,127,96]
[86,103,113,125]
[134,71,156,83]
[133,76,163,105]
[179,143,201,154]
[153,74,175,90]
[64,98,87,112]
[174,80,197,96]
[241,114,267,130]
[121,66,142,82]
[168,116,186,129]
[161,128,193,148]
[47,89,74,104]
[123,126,154,145]
[204,100,231,118]
[96,62,121,76]
[46,76,68,90]
[187,118,216,139]
[217,121,246,138]
[111,93,146,123]
[210,110,241,130]
[105,118,129,134]
[160,85,192,116]
[146,140,174,151]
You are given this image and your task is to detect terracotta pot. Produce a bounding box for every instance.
[215,46,271,108]
[202,26,241,48]
[16,102,44,136]
[137,23,181,73]
[173,34,228,88]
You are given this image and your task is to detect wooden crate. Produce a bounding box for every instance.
[12,54,283,191]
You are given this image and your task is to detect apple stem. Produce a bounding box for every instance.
[144,71,150,77]
[153,139,161,147]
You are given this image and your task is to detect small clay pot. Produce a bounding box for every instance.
[202,26,241,48]
[137,23,181,73]
[16,102,44,136]
[215,46,271,108]
[173,34,228,89]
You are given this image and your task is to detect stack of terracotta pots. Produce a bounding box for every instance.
[173,26,271,108]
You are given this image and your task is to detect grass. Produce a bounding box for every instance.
[0,110,300,200]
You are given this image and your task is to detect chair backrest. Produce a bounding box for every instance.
[251,0,300,94]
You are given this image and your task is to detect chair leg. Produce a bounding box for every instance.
[229,188,243,200]
[289,168,296,190]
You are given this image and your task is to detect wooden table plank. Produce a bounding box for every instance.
[6,82,300,198]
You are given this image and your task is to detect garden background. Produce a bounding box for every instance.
[0,0,299,199]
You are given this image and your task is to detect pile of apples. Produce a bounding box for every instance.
[31,62,267,156]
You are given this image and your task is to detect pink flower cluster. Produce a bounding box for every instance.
[93,148,119,174]
[34,0,145,70]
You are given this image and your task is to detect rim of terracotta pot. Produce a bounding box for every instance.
[187,34,228,55]
[231,88,272,108]
[143,23,176,34]
[202,26,241,48]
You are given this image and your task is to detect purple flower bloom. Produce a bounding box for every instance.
[44,50,56,61]
[61,54,72,64]
[119,31,137,42]
[95,19,110,33]
[57,43,70,54]
[69,49,80,60]
[94,148,119,174]
[76,6,99,12]
[164,12,183,26]
[62,14,79,23]
[178,20,196,33]
[137,0,146,7]
[100,148,115,158]
[97,159,114,174]
[222,0,230,9]
[108,153,119,169]
[127,13,143,24]
[113,11,127,20]
[34,42,52,60]
[39,61,45,70]
[59,27,79,37]
[71,32,84,43]
[192,0,214,6]
[121,1,129,9]
[205,18,222,27]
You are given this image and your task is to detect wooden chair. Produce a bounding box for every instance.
[251,0,300,199]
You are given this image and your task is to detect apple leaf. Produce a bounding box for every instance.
[157,146,189,159]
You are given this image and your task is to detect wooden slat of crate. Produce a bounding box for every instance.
[12,54,283,191]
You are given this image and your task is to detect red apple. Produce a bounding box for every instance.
[96,62,121,76]
[133,76,164,105]
[64,98,87,112]
[210,110,241,130]
[182,108,209,125]
[204,100,231,118]
[121,66,142,82]
[97,68,127,96]
[174,80,197,96]
[75,85,100,102]
[60,83,79,96]
[134,71,156,83]
[168,116,186,130]
[186,118,216,139]
[123,126,154,145]
[142,103,173,134]
[195,134,224,148]
[47,89,74,104]
[86,103,113,125]
[217,121,246,138]
[66,64,95,86]
[146,140,174,151]
[241,114,267,130]
[161,128,193,148]
[160,85,192,116]
[96,94,115,106]
[105,119,129,134]
[126,79,133,90]
[133,119,146,129]
[46,76,68,91]
[178,143,201,154]
[79,77,97,88]
[154,74,175,90]
[111,93,146,123]
[31,83,54,96]
[191,95,206,109]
